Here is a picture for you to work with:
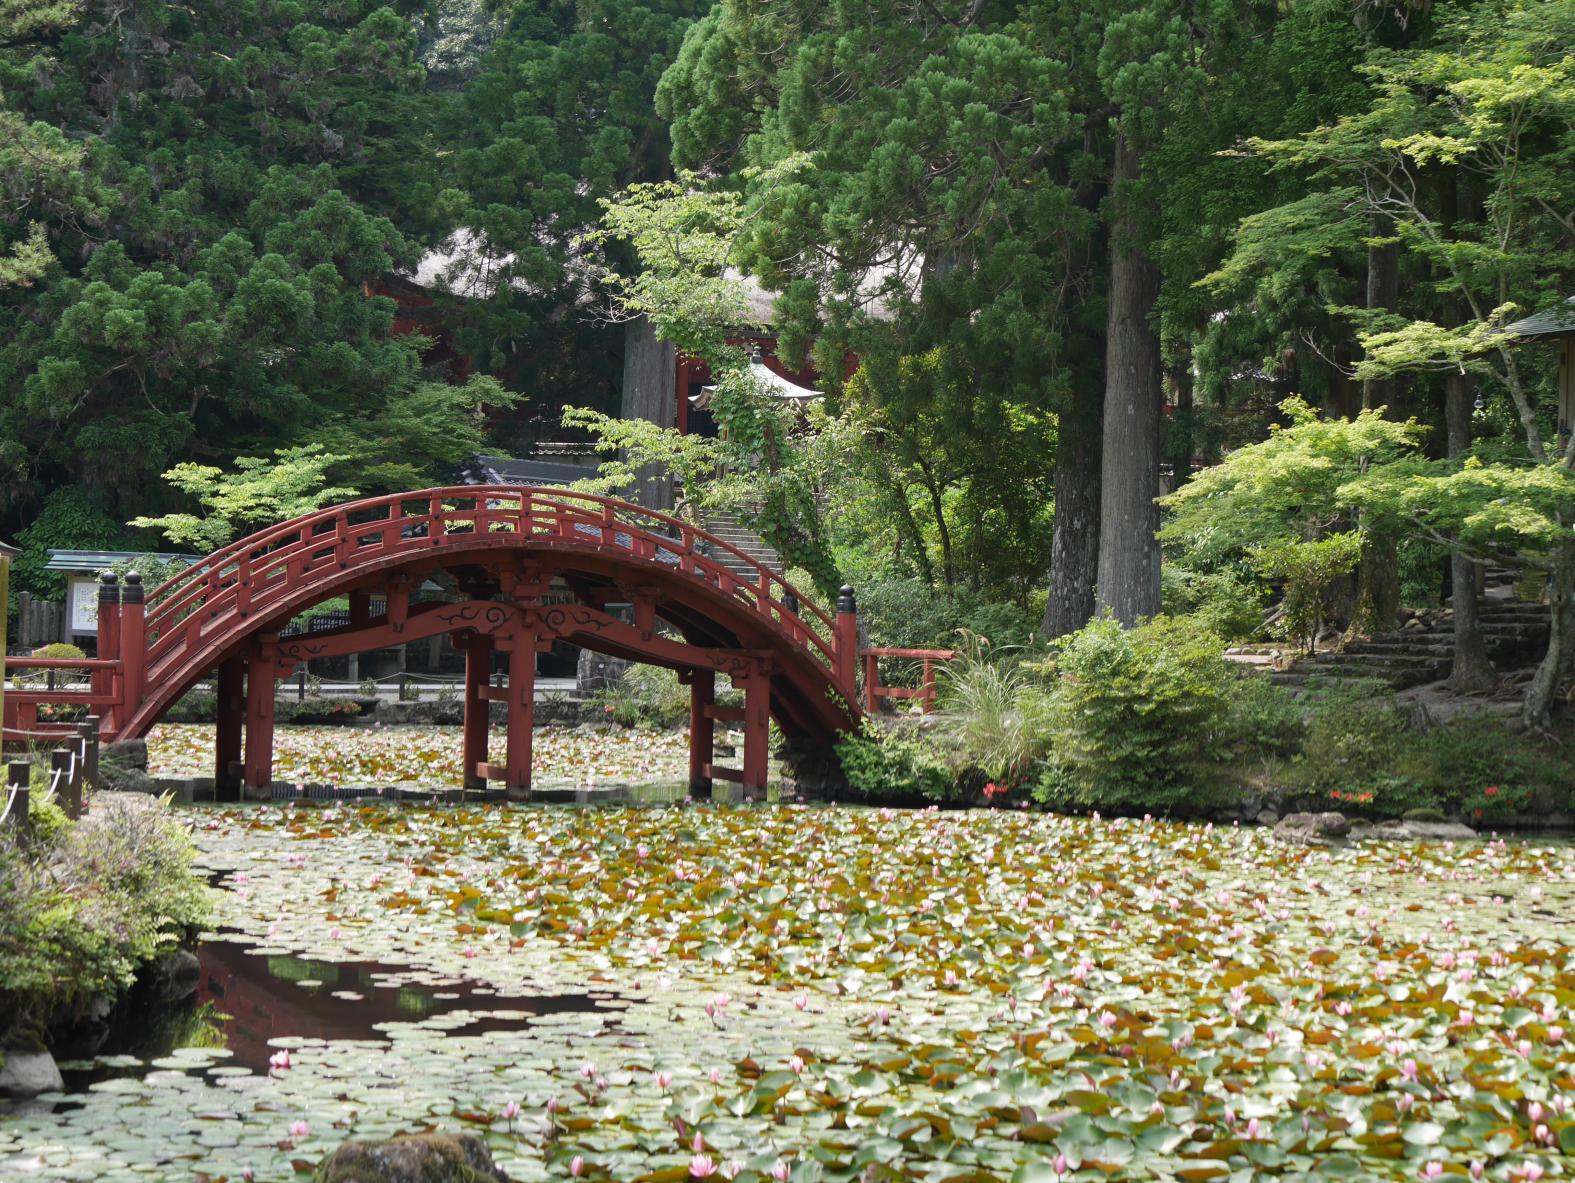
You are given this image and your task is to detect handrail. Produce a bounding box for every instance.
[4,657,119,669]
[139,486,841,681]
[860,647,957,715]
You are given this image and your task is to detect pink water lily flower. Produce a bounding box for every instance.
[689,1154,715,1179]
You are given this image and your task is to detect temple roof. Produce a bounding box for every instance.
[1504,297,1575,340]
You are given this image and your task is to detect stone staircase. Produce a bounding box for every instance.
[701,509,783,580]
[1227,583,1551,692]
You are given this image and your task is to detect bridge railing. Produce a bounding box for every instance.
[2,650,120,741]
[860,648,957,714]
[139,486,853,694]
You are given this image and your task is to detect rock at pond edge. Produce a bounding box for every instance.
[0,1048,64,1097]
[313,1133,513,1183]
[1273,811,1352,847]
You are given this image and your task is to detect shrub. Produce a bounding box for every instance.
[593,664,741,729]
[0,795,211,1032]
[1277,687,1432,813]
[1225,675,1306,759]
[1251,532,1364,652]
[851,576,1037,651]
[1032,615,1261,814]
[15,642,87,686]
[835,723,958,801]
[1161,565,1267,641]
[1395,714,1573,820]
[938,635,1051,786]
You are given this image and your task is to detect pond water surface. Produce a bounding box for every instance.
[2,801,1572,1183]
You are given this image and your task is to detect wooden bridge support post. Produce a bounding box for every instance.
[462,632,492,793]
[119,572,146,729]
[742,665,771,793]
[834,585,858,704]
[503,632,536,801]
[215,658,245,802]
[94,572,120,708]
[242,637,278,799]
[687,669,715,798]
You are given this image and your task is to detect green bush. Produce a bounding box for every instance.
[14,642,87,686]
[1395,714,1574,820]
[23,765,73,847]
[0,795,211,1032]
[835,723,959,801]
[1161,565,1266,641]
[1032,615,1277,814]
[1277,687,1432,814]
[851,576,1037,651]
[593,664,742,729]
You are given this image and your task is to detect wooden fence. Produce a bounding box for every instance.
[1,715,100,835]
[15,592,64,648]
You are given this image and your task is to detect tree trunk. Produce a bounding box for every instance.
[1523,541,1574,730]
[620,317,678,510]
[1042,396,1102,638]
[1361,214,1400,413]
[1095,133,1163,626]
[1164,351,1194,492]
[1350,213,1402,635]
[1444,365,1496,693]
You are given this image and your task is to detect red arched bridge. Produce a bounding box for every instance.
[3,487,952,799]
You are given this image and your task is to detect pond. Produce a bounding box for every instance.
[2,802,1572,1182]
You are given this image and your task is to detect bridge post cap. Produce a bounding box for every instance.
[98,570,120,601]
[836,585,856,613]
[121,570,144,604]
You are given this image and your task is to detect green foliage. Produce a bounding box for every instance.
[1160,565,1265,641]
[592,664,739,731]
[938,637,1051,787]
[24,772,72,848]
[10,487,128,602]
[0,795,211,1028]
[1033,616,1286,814]
[1252,531,1365,652]
[13,642,86,686]
[1278,687,1428,815]
[1343,456,1575,573]
[129,446,357,551]
[1397,714,1575,821]
[1159,398,1425,566]
[848,576,1036,652]
[576,167,840,598]
[834,723,958,803]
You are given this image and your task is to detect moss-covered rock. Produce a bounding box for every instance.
[312,1134,513,1183]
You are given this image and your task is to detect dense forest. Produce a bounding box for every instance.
[2,0,1571,720]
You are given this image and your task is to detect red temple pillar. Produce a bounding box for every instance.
[462,632,492,793]
[214,657,245,802]
[242,636,277,798]
[504,633,536,801]
[687,668,715,798]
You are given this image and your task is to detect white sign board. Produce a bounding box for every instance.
[68,576,100,634]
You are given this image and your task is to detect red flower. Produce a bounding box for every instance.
[1484,786,1498,797]
[1330,790,1343,799]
